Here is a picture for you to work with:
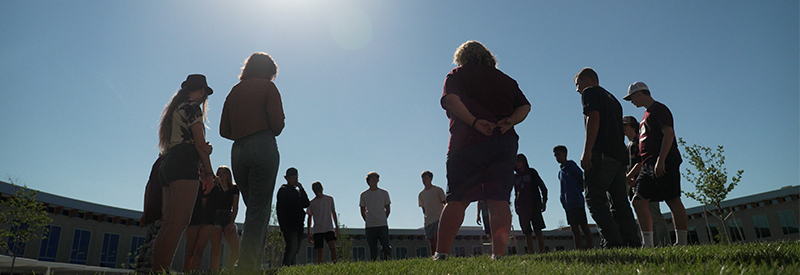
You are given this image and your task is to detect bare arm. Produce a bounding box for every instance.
[443,94,494,136]
[191,123,214,193]
[655,125,675,177]
[307,214,313,243]
[332,209,339,236]
[385,204,391,218]
[581,111,600,171]
[627,163,642,187]
[360,206,367,222]
[230,193,239,226]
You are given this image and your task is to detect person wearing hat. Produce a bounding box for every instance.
[220,52,286,270]
[623,115,670,246]
[152,74,215,273]
[573,68,641,248]
[276,167,309,266]
[623,81,689,247]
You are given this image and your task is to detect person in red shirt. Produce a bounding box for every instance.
[623,81,689,246]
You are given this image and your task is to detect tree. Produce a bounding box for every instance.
[0,181,53,274]
[678,138,744,243]
[263,204,284,268]
[335,215,352,263]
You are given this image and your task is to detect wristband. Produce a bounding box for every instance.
[471,118,478,128]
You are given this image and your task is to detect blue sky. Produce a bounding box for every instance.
[1,1,797,231]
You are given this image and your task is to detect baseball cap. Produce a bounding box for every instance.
[623,81,648,101]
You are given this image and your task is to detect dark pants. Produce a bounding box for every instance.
[584,154,641,248]
[281,230,304,266]
[232,131,280,270]
[365,226,391,260]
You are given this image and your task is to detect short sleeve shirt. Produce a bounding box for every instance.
[581,86,627,163]
[418,186,446,226]
[441,65,530,152]
[639,101,681,161]
[168,100,203,150]
[514,168,547,214]
[307,195,336,233]
[359,188,391,228]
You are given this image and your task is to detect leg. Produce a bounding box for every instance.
[486,199,511,256]
[209,227,223,271]
[190,224,213,270]
[281,230,300,266]
[316,248,324,264]
[152,180,199,273]
[378,226,392,260]
[524,233,534,254]
[571,226,582,249]
[580,224,594,249]
[327,240,337,263]
[222,224,240,269]
[183,225,200,271]
[633,199,653,231]
[665,197,688,245]
[429,235,438,253]
[607,161,642,247]
[232,136,279,270]
[534,229,546,253]
[435,201,468,254]
[583,162,621,248]
[365,227,378,260]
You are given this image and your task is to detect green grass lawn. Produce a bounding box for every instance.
[267,241,799,275]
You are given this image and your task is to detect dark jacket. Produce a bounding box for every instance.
[276,184,309,232]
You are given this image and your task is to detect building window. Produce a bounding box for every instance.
[727,218,745,242]
[105,217,114,223]
[99,233,120,267]
[394,246,407,259]
[415,246,429,258]
[454,246,466,257]
[745,204,752,209]
[786,196,793,202]
[752,214,771,238]
[757,202,765,207]
[770,199,779,205]
[306,246,316,264]
[6,223,29,256]
[352,246,366,261]
[472,246,483,256]
[62,209,70,216]
[38,225,61,262]
[128,236,146,268]
[70,229,91,264]
[778,210,799,235]
[77,212,85,219]
[706,223,720,243]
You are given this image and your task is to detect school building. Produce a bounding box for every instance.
[0,180,797,272]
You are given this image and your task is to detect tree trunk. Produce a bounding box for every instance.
[702,205,713,244]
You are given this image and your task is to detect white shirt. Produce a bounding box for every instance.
[418,185,446,225]
[359,188,391,228]
[307,194,336,233]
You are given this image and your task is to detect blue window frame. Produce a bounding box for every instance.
[38,225,61,261]
[752,214,771,238]
[128,236,146,268]
[100,233,120,267]
[70,229,91,264]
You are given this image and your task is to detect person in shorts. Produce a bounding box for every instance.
[553,145,594,250]
[436,41,531,260]
[418,171,446,252]
[623,81,688,246]
[360,172,392,261]
[307,181,339,264]
[514,154,548,253]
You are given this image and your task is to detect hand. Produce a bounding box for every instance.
[654,158,666,178]
[335,228,339,237]
[200,142,213,155]
[580,151,593,171]
[627,176,636,188]
[473,119,495,136]
[541,202,546,212]
[224,222,236,234]
[201,174,215,194]
[497,117,514,134]
[308,233,314,243]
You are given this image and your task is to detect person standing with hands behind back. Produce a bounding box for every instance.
[152,74,215,273]
[436,41,531,260]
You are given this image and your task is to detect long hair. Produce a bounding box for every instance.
[157,88,208,154]
[516,153,530,173]
[453,41,497,68]
[217,165,234,187]
[239,52,279,81]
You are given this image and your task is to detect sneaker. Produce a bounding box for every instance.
[432,253,448,261]
[490,254,502,260]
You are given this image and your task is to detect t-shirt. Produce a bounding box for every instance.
[514,168,547,215]
[639,101,681,161]
[307,195,336,233]
[276,184,309,232]
[441,64,530,152]
[628,135,641,170]
[359,188,391,228]
[581,86,627,163]
[206,184,239,212]
[168,100,203,150]
[559,160,585,210]
[418,185,446,226]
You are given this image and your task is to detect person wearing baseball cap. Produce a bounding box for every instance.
[276,167,310,266]
[623,81,689,247]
